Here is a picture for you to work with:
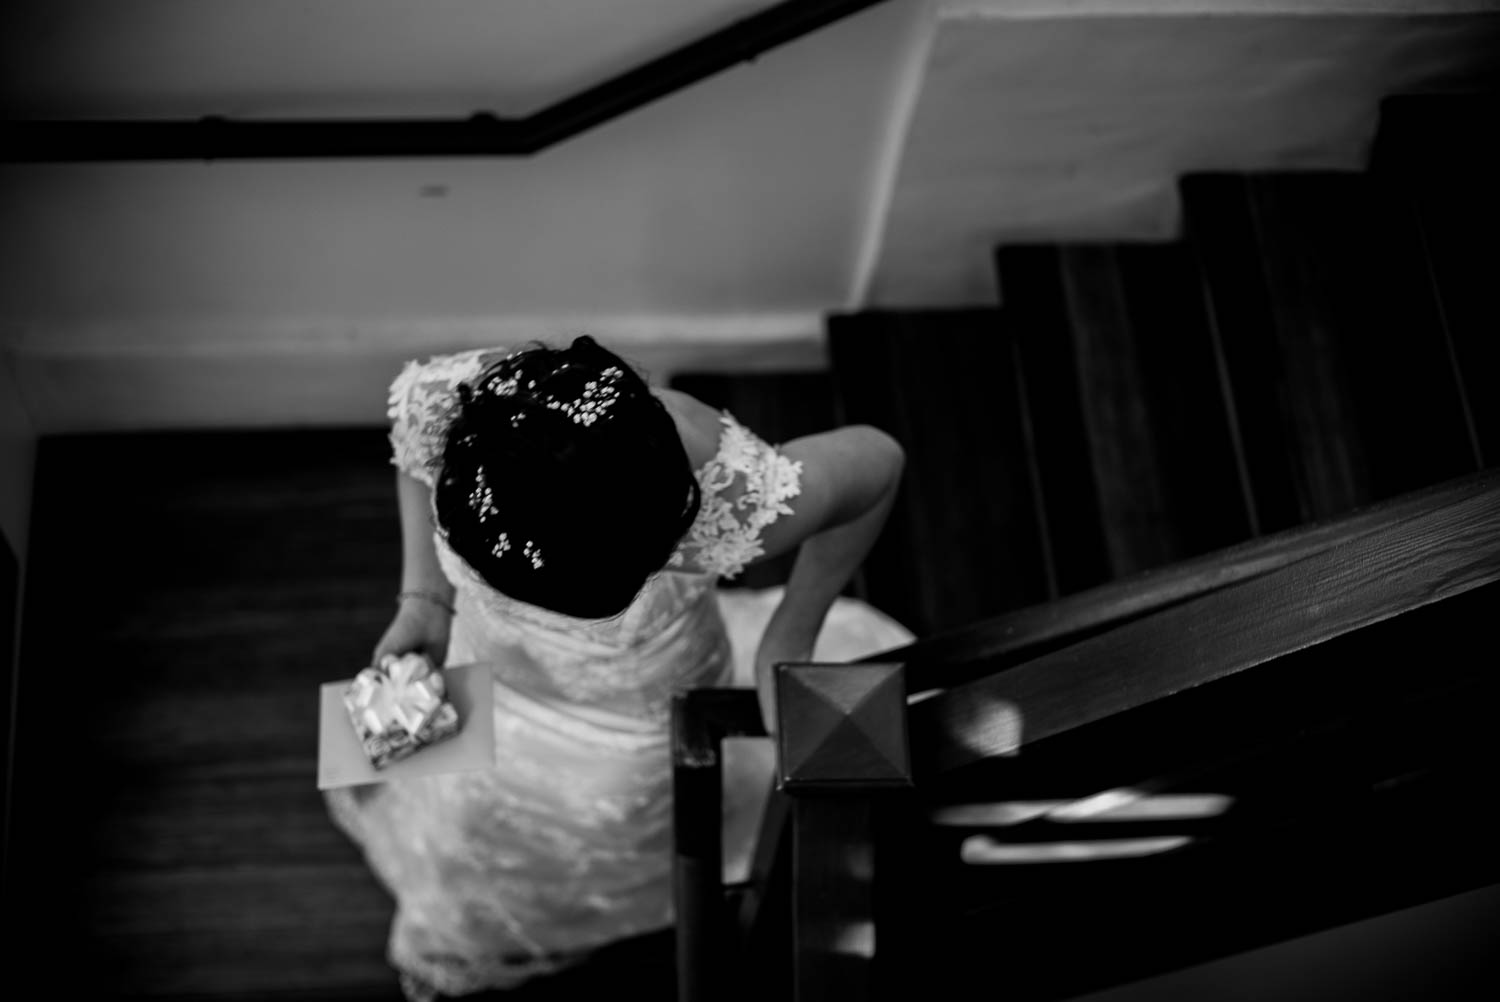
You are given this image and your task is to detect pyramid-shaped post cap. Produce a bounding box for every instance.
[774,663,912,791]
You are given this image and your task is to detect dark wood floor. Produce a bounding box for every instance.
[2,428,680,1000]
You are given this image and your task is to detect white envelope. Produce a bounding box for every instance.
[317,662,495,790]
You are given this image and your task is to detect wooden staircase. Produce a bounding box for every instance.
[3,91,1492,1002]
[671,91,1500,1000]
[671,94,1495,637]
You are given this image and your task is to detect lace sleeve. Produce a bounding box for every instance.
[387,348,507,486]
[668,413,803,580]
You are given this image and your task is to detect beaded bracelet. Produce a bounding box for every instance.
[397,590,456,616]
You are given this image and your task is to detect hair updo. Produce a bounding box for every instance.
[432,336,701,619]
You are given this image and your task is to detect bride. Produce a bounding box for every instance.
[324,335,912,1000]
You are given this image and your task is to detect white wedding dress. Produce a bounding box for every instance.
[324,349,914,1000]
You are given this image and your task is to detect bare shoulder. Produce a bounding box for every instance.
[654,386,726,470]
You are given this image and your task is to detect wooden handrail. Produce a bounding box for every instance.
[3,1,894,162]
[909,468,1500,775]
[870,469,1500,685]
[675,469,1498,999]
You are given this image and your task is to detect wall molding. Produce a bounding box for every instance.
[940,0,1500,18]
[0,312,826,358]
[2,314,827,434]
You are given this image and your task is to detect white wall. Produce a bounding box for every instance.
[864,8,1500,304]
[944,0,1499,14]
[0,0,931,432]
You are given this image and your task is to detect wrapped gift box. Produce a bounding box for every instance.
[317,660,493,791]
[342,652,461,769]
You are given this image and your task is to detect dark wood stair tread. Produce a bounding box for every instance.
[827,310,1052,635]
[996,242,1254,589]
[1180,170,1480,529]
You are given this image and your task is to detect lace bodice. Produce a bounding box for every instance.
[326,348,909,999]
[388,348,803,716]
[387,347,507,490]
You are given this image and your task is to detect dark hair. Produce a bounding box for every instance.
[433,336,701,619]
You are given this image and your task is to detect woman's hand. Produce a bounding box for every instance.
[372,596,453,667]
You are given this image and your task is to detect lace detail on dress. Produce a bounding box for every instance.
[334,354,907,998]
[388,348,508,487]
[668,413,802,580]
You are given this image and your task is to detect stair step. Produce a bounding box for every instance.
[996,242,1253,588]
[1371,93,1500,467]
[1181,171,1478,530]
[666,371,838,445]
[827,310,1051,635]
[1370,93,1500,180]
[992,248,1111,597]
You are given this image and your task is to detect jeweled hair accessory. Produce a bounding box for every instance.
[447,345,634,577]
[472,348,628,430]
[433,336,702,618]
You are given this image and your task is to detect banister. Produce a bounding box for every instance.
[909,468,1500,776]
[2,1,895,163]
[671,663,912,1002]
[869,468,1500,686]
[774,662,911,1002]
[678,470,1498,998]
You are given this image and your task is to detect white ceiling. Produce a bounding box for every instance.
[0,0,779,119]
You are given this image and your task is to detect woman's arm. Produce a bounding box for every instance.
[396,471,456,600]
[750,426,905,732]
[372,471,456,665]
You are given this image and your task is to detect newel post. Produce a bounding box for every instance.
[775,662,912,1002]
